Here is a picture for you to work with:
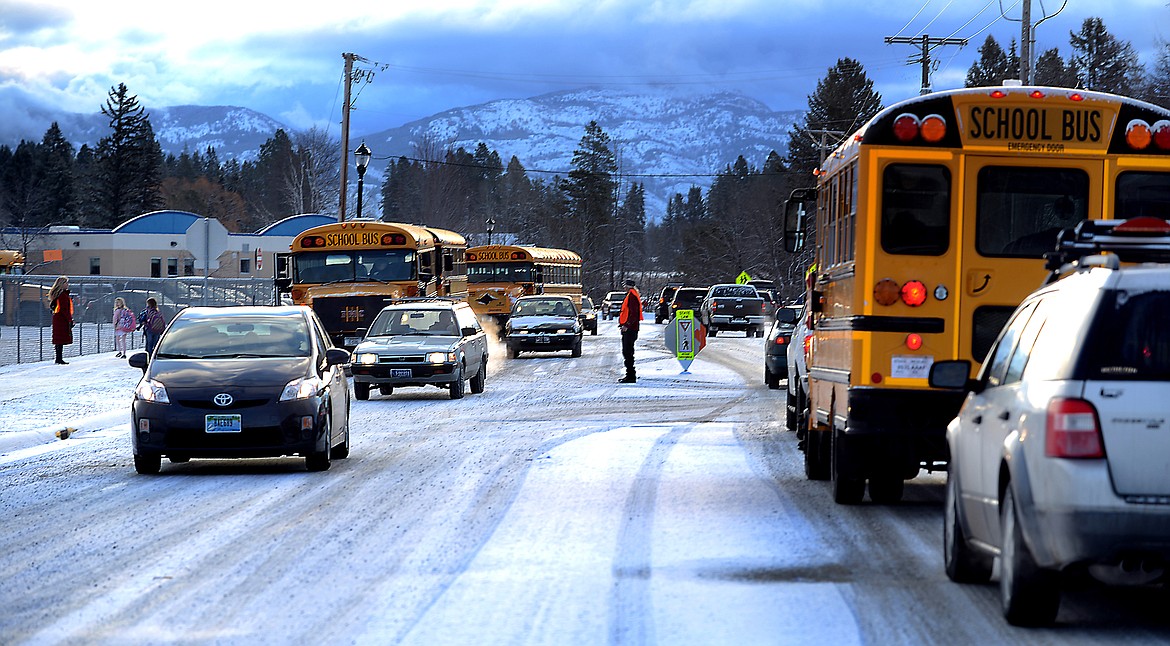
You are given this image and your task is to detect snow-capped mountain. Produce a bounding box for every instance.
[4,88,802,218]
[10,105,287,162]
[365,87,803,216]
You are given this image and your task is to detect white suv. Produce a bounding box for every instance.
[929,218,1170,627]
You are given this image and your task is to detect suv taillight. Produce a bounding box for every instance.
[1046,398,1104,458]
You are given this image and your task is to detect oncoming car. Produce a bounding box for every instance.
[350,299,488,400]
[601,291,625,320]
[578,296,598,335]
[505,295,583,358]
[128,306,352,474]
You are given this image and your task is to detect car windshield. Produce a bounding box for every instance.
[154,316,310,359]
[369,309,459,336]
[514,299,576,317]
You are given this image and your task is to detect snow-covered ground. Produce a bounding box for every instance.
[4,321,1169,643]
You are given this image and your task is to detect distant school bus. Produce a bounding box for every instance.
[783,84,1170,505]
[0,250,51,326]
[275,219,467,347]
[465,245,583,328]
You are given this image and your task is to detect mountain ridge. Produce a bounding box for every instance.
[3,87,803,218]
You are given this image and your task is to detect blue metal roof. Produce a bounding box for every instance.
[112,210,203,235]
[256,213,336,236]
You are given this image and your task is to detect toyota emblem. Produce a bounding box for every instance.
[213,393,234,407]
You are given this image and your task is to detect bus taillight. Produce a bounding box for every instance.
[905,333,923,351]
[900,281,927,307]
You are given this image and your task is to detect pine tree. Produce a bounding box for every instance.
[1033,48,1081,87]
[93,83,163,228]
[37,123,76,226]
[1070,17,1141,95]
[561,121,618,293]
[966,36,1021,87]
[788,58,883,175]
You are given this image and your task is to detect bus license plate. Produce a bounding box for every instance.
[391,369,412,378]
[206,414,242,433]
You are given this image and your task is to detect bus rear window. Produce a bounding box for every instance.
[1116,172,1170,221]
[976,166,1088,257]
[881,164,951,256]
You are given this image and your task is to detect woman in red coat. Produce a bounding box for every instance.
[48,276,73,365]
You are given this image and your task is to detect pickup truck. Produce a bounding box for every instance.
[699,284,767,337]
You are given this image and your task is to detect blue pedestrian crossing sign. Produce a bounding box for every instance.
[663,310,707,373]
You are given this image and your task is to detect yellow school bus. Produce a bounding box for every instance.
[784,84,1170,504]
[465,245,583,328]
[275,219,467,347]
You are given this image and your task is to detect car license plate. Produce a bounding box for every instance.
[344,336,363,347]
[535,335,551,343]
[732,317,747,323]
[206,414,242,433]
[391,368,412,378]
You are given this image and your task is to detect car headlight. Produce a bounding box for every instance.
[426,351,456,364]
[134,378,170,404]
[355,352,379,365]
[280,376,324,401]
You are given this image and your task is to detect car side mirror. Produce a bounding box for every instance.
[128,351,150,372]
[928,360,979,392]
[325,347,351,366]
[461,326,477,337]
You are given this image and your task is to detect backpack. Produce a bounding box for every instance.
[116,308,136,332]
[145,308,166,334]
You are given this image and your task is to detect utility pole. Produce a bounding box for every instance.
[884,34,968,95]
[338,53,357,222]
[1020,0,1032,84]
[806,129,846,168]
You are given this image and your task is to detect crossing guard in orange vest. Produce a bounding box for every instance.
[617,279,642,383]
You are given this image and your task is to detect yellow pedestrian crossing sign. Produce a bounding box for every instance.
[736,271,752,285]
[664,309,707,373]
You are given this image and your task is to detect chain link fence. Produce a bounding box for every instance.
[0,275,276,366]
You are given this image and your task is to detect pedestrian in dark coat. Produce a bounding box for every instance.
[138,297,165,355]
[617,278,642,383]
[48,276,73,365]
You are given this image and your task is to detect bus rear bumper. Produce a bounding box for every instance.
[836,387,963,479]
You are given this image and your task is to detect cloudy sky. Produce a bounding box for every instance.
[1,0,1167,140]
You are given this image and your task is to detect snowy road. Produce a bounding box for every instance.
[2,320,1170,644]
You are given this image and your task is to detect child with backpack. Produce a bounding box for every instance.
[113,297,137,358]
[138,298,167,355]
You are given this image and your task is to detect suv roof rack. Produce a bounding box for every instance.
[387,296,464,305]
[1043,217,1170,284]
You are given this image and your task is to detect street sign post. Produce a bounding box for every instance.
[663,309,707,373]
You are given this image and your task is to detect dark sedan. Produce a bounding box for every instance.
[128,306,352,474]
[764,305,799,389]
[505,295,583,358]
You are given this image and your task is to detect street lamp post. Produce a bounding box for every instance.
[354,142,372,220]
[486,218,496,245]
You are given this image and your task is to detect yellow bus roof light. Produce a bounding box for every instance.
[920,114,947,143]
[1126,119,1153,150]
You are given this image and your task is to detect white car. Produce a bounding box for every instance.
[929,218,1170,626]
